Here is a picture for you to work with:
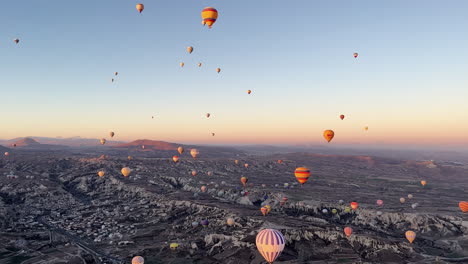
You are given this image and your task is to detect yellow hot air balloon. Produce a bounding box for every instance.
[405,231,416,243]
[132,256,144,264]
[136,4,144,13]
[170,243,179,250]
[265,205,271,214]
[201,7,218,29]
[121,167,131,177]
[190,149,199,159]
[323,130,335,143]
[216,68,221,74]
[98,171,105,177]
[109,131,115,138]
[187,46,193,54]
[180,62,185,68]
[100,138,106,145]
[177,146,184,154]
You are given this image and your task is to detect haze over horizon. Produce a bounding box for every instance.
[1,0,467,147]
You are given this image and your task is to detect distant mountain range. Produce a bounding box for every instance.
[114,139,177,150]
[0,136,125,147]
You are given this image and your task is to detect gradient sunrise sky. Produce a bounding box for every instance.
[0,0,467,146]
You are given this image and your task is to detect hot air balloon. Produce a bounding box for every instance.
[141,145,145,149]
[4,152,9,156]
[121,167,131,177]
[459,201,468,213]
[353,52,358,58]
[260,207,268,216]
[190,149,199,159]
[240,176,248,187]
[256,229,285,264]
[12,144,16,147]
[98,171,105,177]
[420,180,427,186]
[216,68,221,73]
[206,113,211,118]
[247,90,252,94]
[187,46,193,54]
[201,220,209,227]
[408,194,413,199]
[211,132,215,136]
[234,160,239,165]
[411,203,418,209]
[405,231,416,243]
[364,126,369,131]
[172,156,179,163]
[207,171,213,176]
[136,3,144,13]
[132,256,144,264]
[201,7,218,29]
[294,167,311,185]
[226,218,235,226]
[109,131,115,138]
[191,221,199,228]
[344,227,353,237]
[128,156,133,160]
[331,208,338,214]
[400,197,406,204]
[114,72,118,76]
[376,200,384,206]
[100,138,106,145]
[244,163,249,168]
[350,202,359,210]
[344,207,351,213]
[191,170,197,176]
[201,186,207,192]
[14,39,19,44]
[340,114,345,120]
[277,160,283,164]
[198,62,202,67]
[111,78,114,83]
[170,243,179,250]
[177,146,184,154]
[265,205,272,214]
[180,62,185,68]
[323,130,335,143]
[280,197,288,206]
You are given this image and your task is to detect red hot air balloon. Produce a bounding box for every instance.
[340,114,345,120]
[256,229,285,264]
[350,202,359,210]
[344,227,353,237]
[172,155,179,163]
[353,52,358,58]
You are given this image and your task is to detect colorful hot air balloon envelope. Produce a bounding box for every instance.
[340,114,345,120]
[350,202,359,210]
[376,200,384,206]
[226,218,235,226]
[170,243,179,250]
[244,163,249,168]
[420,180,427,186]
[109,131,115,138]
[247,90,252,94]
[353,52,358,58]
[400,198,406,204]
[136,3,144,13]
[100,138,106,145]
[260,207,268,216]
[201,7,218,29]
[323,130,335,143]
[132,256,144,264]
[265,205,272,214]
[344,207,351,213]
[459,201,468,213]
[294,167,311,185]
[234,160,239,165]
[177,146,184,154]
[240,176,248,187]
[180,62,185,68]
[344,227,353,237]
[121,167,131,177]
[98,171,105,177]
[256,229,285,264]
[331,208,338,214]
[216,68,221,73]
[201,220,209,226]
[364,126,369,131]
[405,231,416,243]
[277,160,283,164]
[172,155,179,163]
[190,149,199,158]
[128,156,133,160]
[191,170,197,176]
[187,46,193,54]
[201,186,207,192]
[4,152,9,156]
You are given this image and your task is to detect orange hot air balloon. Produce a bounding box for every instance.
[340,114,345,120]
[201,7,218,28]
[260,207,268,216]
[277,160,283,164]
[405,231,416,243]
[344,227,353,237]
[127,156,133,160]
[136,3,144,13]
[121,167,131,177]
[216,68,221,74]
[353,52,358,58]
[247,90,252,94]
[177,146,184,154]
[98,171,105,177]
[294,167,311,185]
[350,202,359,210]
[323,130,335,143]
[172,155,179,163]
[240,176,248,187]
[459,201,468,213]
[180,62,185,68]
[187,46,193,54]
[364,126,369,131]
[234,160,239,165]
[420,180,427,186]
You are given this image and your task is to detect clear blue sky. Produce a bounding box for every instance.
[1,0,467,145]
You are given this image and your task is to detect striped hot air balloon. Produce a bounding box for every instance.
[405,230,416,243]
[256,229,285,264]
[294,167,310,185]
[201,7,218,28]
[459,201,468,213]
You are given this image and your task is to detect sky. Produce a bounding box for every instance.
[1,0,467,147]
